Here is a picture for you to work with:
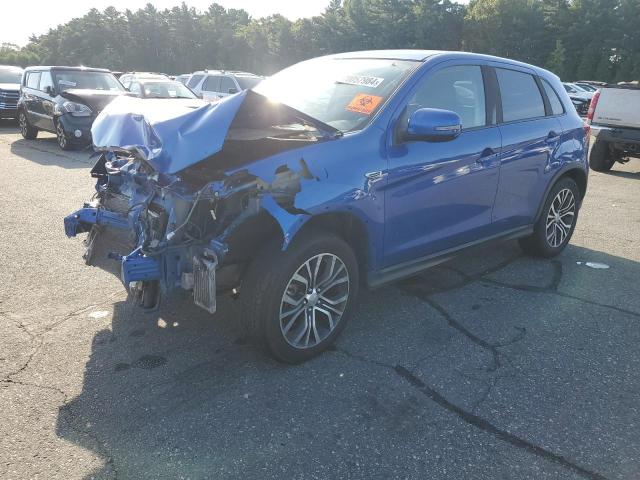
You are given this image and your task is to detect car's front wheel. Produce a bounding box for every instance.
[18,110,38,140]
[242,230,359,363]
[55,119,75,151]
[519,177,580,257]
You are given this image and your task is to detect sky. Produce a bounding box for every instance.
[0,0,332,46]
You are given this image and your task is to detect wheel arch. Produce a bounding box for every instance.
[534,166,587,223]
[225,209,371,282]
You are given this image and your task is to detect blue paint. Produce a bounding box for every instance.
[65,50,588,308]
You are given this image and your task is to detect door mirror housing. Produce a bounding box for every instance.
[405,108,462,141]
[44,85,55,96]
[228,88,238,94]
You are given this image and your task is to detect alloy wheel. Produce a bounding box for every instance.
[279,253,350,349]
[56,122,67,149]
[546,188,576,248]
[19,112,27,137]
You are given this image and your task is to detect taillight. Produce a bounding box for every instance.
[586,89,600,124]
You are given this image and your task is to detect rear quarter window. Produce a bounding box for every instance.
[540,79,565,115]
[496,68,545,122]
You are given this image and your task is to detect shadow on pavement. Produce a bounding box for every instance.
[606,168,640,179]
[9,135,94,169]
[56,241,640,479]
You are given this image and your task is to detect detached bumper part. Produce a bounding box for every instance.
[193,254,218,314]
[64,207,128,237]
[121,247,161,285]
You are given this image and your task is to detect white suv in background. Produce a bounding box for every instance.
[186,70,263,101]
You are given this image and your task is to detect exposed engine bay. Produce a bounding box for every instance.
[64,90,339,312]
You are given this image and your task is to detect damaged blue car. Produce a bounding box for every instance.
[65,50,588,363]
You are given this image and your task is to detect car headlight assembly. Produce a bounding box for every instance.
[55,101,92,117]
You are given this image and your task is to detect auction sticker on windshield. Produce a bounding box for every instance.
[346,93,384,115]
[337,75,384,88]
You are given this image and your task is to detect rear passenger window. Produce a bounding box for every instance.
[496,68,545,122]
[409,65,486,129]
[202,76,221,92]
[540,79,564,115]
[187,74,204,89]
[26,72,41,89]
[220,76,236,93]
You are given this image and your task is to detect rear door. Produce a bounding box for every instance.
[218,76,238,98]
[492,66,563,228]
[201,75,221,102]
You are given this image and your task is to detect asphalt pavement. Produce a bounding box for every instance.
[1,119,639,480]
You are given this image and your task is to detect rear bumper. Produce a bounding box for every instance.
[591,124,640,155]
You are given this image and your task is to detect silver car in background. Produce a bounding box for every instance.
[186,70,263,101]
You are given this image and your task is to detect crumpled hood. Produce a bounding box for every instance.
[92,91,249,175]
[92,90,340,176]
[61,89,132,113]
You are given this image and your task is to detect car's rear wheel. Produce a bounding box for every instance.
[55,119,75,151]
[589,139,615,172]
[519,177,580,258]
[242,230,359,363]
[18,111,38,140]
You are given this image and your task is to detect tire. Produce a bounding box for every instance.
[55,119,75,151]
[589,139,615,172]
[519,177,580,258]
[241,229,359,364]
[18,110,38,140]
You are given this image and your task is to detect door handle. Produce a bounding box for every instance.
[476,147,497,165]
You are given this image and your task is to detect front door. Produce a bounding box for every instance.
[384,63,502,267]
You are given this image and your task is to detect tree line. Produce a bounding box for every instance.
[1,0,638,82]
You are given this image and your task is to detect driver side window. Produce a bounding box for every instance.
[406,65,486,130]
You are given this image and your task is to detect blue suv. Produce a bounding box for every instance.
[64,50,588,363]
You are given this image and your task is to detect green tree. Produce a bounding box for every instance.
[546,39,567,79]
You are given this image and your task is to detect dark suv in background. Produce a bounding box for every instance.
[17,66,130,150]
[0,65,23,120]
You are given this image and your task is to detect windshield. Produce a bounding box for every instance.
[236,76,263,90]
[142,81,197,99]
[0,67,23,83]
[253,58,417,132]
[53,71,125,92]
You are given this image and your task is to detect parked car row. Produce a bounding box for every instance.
[4,65,262,151]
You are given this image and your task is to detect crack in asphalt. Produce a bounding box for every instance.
[349,254,619,480]
[444,260,640,320]
[393,365,609,480]
[332,347,608,480]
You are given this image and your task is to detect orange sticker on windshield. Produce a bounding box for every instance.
[346,93,384,115]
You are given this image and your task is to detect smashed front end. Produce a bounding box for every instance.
[64,91,337,311]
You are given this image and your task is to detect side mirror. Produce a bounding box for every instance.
[44,85,55,96]
[228,88,238,94]
[406,108,462,141]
